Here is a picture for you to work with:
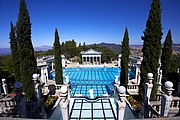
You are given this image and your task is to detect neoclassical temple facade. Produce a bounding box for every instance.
[81,49,102,65]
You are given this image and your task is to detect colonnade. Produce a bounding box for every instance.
[82,55,101,65]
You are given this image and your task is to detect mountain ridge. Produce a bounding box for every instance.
[1,42,180,56]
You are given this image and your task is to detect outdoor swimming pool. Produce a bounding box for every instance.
[49,67,135,98]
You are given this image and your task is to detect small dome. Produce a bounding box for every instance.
[118,86,126,94]
[61,85,68,93]
[147,73,153,79]
[165,81,173,88]
[32,73,38,80]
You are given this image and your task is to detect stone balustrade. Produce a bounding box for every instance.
[169,96,180,115]
[150,101,161,114]
[147,104,162,118]
[127,84,139,95]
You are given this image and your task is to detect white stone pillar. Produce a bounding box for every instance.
[52,62,54,70]
[135,66,139,80]
[104,62,106,67]
[85,56,87,64]
[60,85,70,120]
[96,56,97,64]
[161,81,174,117]
[65,75,70,85]
[44,74,49,94]
[156,70,162,93]
[137,69,141,85]
[97,57,99,64]
[33,73,41,103]
[2,79,8,95]
[40,67,45,83]
[114,75,119,84]
[45,66,49,80]
[144,73,153,105]
[117,86,126,120]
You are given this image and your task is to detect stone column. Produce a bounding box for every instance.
[13,82,27,117]
[117,86,126,120]
[161,81,174,117]
[32,74,46,118]
[65,75,70,85]
[2,79,8,95]
[33,74,41,103]
[60,85,70,120]
[41,68,45,83]
[44,74,49,94]
[45,66,49,80]
[144,73,153,105]
[96,56,97,64]
[137,69,141,85]
[104,62,106,67]
[114,75,119,84]
[156,70,162,93]
[52,62,54,70]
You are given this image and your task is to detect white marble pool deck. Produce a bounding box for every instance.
[66,62,117,68]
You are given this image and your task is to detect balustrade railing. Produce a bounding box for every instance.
[169,96,180,115]
[127,84,139,95]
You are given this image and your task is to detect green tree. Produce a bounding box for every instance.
[120,27,130,85]
[140,0,163,100]
[54,28,63,84]
[16,0,37,101]
[9,22,21,82]
[161,29,172,84]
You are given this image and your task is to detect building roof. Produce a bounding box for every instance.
[81,49,102,55]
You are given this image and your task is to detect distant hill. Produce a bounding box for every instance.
[88,42,122,54]
[0,48,11,56]
[88,42,180,54]
[1,42,180,56]
[0,45,52,56]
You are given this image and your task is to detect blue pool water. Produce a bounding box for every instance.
[49,67,135,98]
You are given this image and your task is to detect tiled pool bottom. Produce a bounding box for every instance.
[70,98,117,120]
[50,67,135,98]
[71,84,114,98]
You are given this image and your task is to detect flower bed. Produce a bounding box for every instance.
[127,96,141,111]
[43,95,58,114]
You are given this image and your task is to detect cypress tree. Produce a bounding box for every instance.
[140,0,163,100]
[54,28,63,84]
[9,22,21,82]
[161,29,172,84]
[120,27,130,86]
[16,0,37,101]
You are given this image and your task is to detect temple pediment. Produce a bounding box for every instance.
[81,49,102,55]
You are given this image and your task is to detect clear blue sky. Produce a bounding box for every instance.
[0,0,180,48]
